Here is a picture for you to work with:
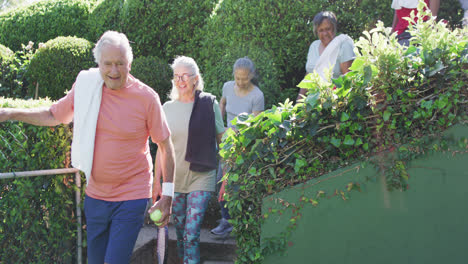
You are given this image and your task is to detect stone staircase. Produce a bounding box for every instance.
[131,224,236,264]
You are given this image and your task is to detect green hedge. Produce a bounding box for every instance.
[0,98,81,263]
[0,0,94,51]
[131,55,172,104]
[120,0,217,60]
[0,44,15,96]
[28,36,95,100]
[87,0,125,42]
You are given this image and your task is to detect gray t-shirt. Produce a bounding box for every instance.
[222,81,265,128]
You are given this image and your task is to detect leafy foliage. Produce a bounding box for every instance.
[119,0,217,60]
[0,43,15,95]
[131,55,172,104]
[0,42,36,98]
[0,0,94,51]
[28,36,95,100]
[219,6,468,263]
[0,98,80,263]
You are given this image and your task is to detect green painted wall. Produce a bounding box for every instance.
[261,124,468,264]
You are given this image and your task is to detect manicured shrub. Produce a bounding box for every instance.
[28,36,95,100]
[119,0,217,60]
[0,0,94,51]
[0,98,79,263]
[87,0,125,42]
[131,55,172,104]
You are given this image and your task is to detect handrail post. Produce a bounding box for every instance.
[75,171,82,264]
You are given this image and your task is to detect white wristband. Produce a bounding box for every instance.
[162,182,174,197]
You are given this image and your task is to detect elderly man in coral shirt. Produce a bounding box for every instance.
[0,31,175,264]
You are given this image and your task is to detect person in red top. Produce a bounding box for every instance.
[0,31,176,264]
[391,0,440,46]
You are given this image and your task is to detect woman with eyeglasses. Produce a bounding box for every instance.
[296,11,355,102]
[154,56,224,263]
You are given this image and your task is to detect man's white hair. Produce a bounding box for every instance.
[93,31,133,64]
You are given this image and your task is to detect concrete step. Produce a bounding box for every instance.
[131,224,236,264]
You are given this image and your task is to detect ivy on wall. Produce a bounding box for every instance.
[220,6,468,263]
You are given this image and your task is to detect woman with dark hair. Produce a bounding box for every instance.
[297,11,355,101]
[211,57,264,236]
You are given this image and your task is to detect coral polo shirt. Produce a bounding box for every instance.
[51,74,170,201]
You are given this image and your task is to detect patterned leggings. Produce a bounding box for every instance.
[172,191,211,264]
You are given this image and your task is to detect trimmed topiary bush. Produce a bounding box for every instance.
[119,0,217,60]
[0,0,94,51]
[28,36,95,100]
[131,55,172,104]
[87,0,125,43]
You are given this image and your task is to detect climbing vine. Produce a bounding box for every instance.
[220,5,468,263]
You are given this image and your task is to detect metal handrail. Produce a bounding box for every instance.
[0,168,82,264]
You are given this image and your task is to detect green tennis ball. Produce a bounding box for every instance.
[150,209,162,223]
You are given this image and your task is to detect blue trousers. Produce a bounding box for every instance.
[84,195,148,264]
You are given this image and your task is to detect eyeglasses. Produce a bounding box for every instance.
[173,73,195,82]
